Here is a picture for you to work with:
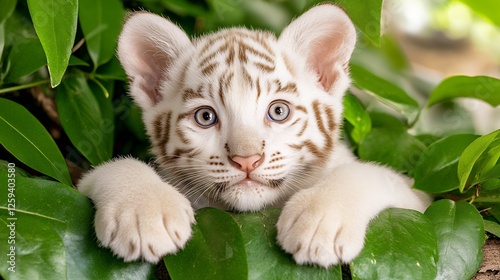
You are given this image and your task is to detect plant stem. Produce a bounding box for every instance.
[473,197,500,203]
[0,79,51,94]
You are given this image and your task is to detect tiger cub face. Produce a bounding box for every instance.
[118,4,356,211]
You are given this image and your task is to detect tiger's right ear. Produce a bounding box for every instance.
[118,12,193,109]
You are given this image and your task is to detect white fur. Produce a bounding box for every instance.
[78,4,432,266]
[78,158,194,262]
[277,145,430,266]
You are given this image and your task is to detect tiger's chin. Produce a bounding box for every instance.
[219,179,283,212]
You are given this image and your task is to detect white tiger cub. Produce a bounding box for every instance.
[78,4,431,268]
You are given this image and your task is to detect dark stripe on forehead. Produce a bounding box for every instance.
[275,80,297,94]
[238,41,274,64]
[202,62,218,76]
[218,71,234,106]
[242,68,253,89]
[182,85,205,102]
[255,62,275,73]
[199,41,229,68]
[256,77,262,100]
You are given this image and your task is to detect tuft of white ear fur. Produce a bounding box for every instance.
[118,12,192,109]
[279,4,356,92]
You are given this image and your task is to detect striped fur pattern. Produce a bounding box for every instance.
[133,19,349,211]
[79,4,432,267]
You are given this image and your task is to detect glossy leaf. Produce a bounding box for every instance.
[413,134,479,193]
[484,220,500,238]
[56,71,112,165]
[162,0,206,17]
[88,78,115,155]
[459,0,500,27]
[343,93,372,143]
[350,208,438,280]
[1,215,67,279]
[3,38,46,83]
[358,127,426,174]
[27,0,78,87]
[165,208,248,280]
[0,163,155,279]
[95,57,127,81]
[68,55,89,67]
[166,208,342,280]
[0,98,72,185]
[336,0,383,45]
[123,103,148,141]
[79,0,124,69]
[480,164,500,185]
[350,63,420,124]
[424,200,484,280]
[232,209,342,280]
[458,130,500,192]
[428,76,500,107]
[0,0,17,24]
[0,0,17,60]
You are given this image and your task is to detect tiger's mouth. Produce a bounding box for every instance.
[217,177,287,211]
[232,177,285,189]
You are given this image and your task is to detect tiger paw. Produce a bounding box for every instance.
[276,187,368,267]
[93,182,195,263]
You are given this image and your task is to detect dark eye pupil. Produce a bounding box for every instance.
[275,107,283,115]
[203,111,212,121]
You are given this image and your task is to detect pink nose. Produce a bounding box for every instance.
[230,154,264,173]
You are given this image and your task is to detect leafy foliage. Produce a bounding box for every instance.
[0,162,155,279]
[0,0,499,279]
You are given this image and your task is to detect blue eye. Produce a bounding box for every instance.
[194,107,218,127]
[268,101,290,122]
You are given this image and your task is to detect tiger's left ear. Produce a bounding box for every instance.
[279,4,356,93]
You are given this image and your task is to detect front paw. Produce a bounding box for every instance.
[94,183,195,263]
[276,188,368,267]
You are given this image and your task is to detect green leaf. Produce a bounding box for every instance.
[166,208,342,280]
[0,24,5,66]
[88,78,114,155]
[1,215,67,279]
[27,0,78,87]
[428,76,500,107]
[480,164,500,185]
[206,0,246,29]
[0,163,155,279]
[0,0,17,24]
[358,127,426,174]
[0,0,17,61]
[123,103,148,142]
[350,208,438,280]
[413,134,479,193]
[424,200,484,280]
[3,38,46,83]
[335,0,383,45]
[0,98,72,185]
[68,55,89,67]
[162,0,207,17]
[56,71,112,165]
[79,0,124,70]
[343,93,372,143]
[459,0,500,27]
[484,220,500,238]
[349,63,420,124]
[95,57,127,81]
[458,130,500,192]
[471,139,500,183]
[165,208,248,280]
[232,209,342,280]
